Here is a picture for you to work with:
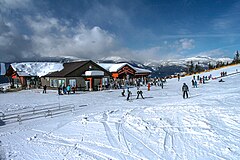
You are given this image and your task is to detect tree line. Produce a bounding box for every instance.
[186,50,240,74]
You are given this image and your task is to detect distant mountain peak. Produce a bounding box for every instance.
[99,56,129,62]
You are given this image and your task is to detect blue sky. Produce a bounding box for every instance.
[1,0,240,62]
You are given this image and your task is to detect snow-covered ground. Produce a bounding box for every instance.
[0,65,240,160]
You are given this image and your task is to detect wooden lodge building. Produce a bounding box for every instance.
[41,60,111,91]
[98,63,151,85]
[5,62,63,89]
[5,61,151,91]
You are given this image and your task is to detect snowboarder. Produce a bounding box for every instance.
[182,83,189,99]
[126,88,132,101]
[43,85,47,94]
[136,89,144,99]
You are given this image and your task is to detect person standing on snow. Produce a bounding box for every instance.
[191,79,194,87]
[194,80,198,88]
[136,89,144,99]
[63,85,67,94]
[182,83,189,99]
[126,88,132,101]
[43,85,47,94]
[177,74,180,81]
[122,88,125,96]
[58,86,62,95]
[160,79,164,89]
[66,85,71,95]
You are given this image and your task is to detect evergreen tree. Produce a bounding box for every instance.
[236,50,240,63]
[208,62,214,70]
[188,61,194,73]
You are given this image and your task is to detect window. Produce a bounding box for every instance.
[69,79,76,87]
[58,79,65,87]
[50,79,65,87]
[50,79,58,87]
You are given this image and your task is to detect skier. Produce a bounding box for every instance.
[194,80,198,88]
[43,85,47,94]
[177,74,180,81]
[160,79,163,89]
[126,88,132,101]
[191,79,194,87]
[122,89,125,96]
[147,83,150,91]
[136,89,144,99]
[182,83,189,99]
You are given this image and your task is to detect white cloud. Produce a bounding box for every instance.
[197,49,226,58]
[0,0,32,10]
[24,15,116,59]
[178,38,195,50]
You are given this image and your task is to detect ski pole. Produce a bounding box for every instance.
[188,91,191,97]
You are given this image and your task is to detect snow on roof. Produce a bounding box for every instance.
[85,70,104,76]
[11,62,64,77]
[98,63,151,73]
[0,63,6,75]
[133,67,151,73]
[98,63,129,72]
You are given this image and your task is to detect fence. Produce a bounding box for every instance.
[0,103,87,125]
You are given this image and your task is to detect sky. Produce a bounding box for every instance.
[1,0,240,63]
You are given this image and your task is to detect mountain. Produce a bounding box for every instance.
[98,56,233,78]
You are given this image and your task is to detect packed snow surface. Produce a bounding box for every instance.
[0,65,240,160]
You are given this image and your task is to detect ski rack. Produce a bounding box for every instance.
[0,103,87,125]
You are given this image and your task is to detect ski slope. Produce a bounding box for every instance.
[0,65,240,160]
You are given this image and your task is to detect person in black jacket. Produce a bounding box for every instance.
[136,89,144,99]
[43,85,47,94]
[182,83,189,99]
[126,88,132,101]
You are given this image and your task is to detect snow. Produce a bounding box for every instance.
[100,56,129,62]
[98,63,151,74]
[0,83,10,92]
[0,63,6,75]
[144,56,233,67]
[11,62,64,77]
[133,67,151,74]
[0,64,240,159]
[99,63,129,72]
[85,71,104,76]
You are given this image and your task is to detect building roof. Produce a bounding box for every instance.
[10,62,63,77]
[133,67,152,74]
[98,63,151,74]
[46,61,89,77]
[45,60,110,77]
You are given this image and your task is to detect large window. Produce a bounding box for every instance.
[50,79,65,87]
[69,79,76,87]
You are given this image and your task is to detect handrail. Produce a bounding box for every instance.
[0,103,87,126]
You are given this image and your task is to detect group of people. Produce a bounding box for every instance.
[58,85,76,95]
[220,71,227,77]
[122,88,144,101]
